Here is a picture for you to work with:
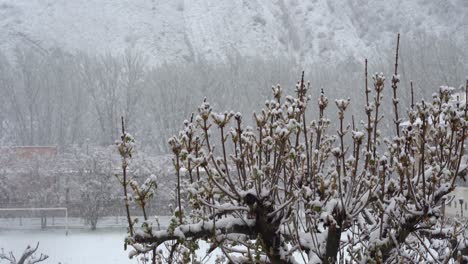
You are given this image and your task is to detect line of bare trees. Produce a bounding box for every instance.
[0,33,465,154]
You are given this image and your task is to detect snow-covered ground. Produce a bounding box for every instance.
[0,229,134,264]
[0,217,170,264]
[0,217,224,264]
[0,216,171,230]
[0,227,224,264]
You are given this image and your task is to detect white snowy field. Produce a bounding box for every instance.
[0,228,135,264]
[0,216,170,264]
[0,216,167,230]
[0,228,228,264]
[0,217,224,264]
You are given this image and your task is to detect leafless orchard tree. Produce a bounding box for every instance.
[118,36,468,263]
[0,243,48,264]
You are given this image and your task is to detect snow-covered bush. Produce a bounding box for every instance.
[80,177,111,230]
[118,43,468,263]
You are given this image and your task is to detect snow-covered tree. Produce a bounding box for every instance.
[76,146,117,230]
[0,243,48,264]
[119,40,468,263]
[80,175,112,230]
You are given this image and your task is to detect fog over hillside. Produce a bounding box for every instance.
[0,0,466,64]
[0,0,466,151]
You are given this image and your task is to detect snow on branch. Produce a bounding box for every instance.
[116,49,468,263]
[0,243,48,264]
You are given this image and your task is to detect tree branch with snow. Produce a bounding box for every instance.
[0,243,48,264]
[117,38,468,263]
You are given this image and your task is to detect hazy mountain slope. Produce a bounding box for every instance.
[0,0,466,64]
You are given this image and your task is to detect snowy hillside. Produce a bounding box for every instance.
[0,0,466,64]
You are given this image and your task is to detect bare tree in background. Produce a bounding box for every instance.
[122,48,147,131]
[0,32,465,152]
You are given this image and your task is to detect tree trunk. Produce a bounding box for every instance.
[255,202,288,263]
